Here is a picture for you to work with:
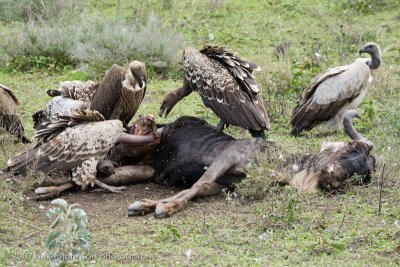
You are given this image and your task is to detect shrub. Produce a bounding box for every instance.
[45,198,91,266]
[0,13,184,71]
[0,0,85,22]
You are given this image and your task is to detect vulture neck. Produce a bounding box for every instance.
[367,53,381,70]
[343,116,373,149]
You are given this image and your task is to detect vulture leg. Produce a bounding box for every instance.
[216,120,226,132]
[249,129,266,139]
[129,138,260,218]
[159,79,193,118]
[34,182,75,200]
[94,179,126,193]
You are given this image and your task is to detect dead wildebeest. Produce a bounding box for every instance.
[280,109,375,193]
[102,116,270,218]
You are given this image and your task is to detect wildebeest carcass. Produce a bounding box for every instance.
[124,116,270,218]
[283,110,375,193]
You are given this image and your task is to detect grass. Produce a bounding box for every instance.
[1,0,400,266]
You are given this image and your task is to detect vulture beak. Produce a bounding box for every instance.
[131,71,146,89]
[359,46,366,55]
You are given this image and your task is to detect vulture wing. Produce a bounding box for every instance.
[290,59,371,135]
[59,80,99,102]
[184,47,269,131]
[8,119,122,176]
[90,64,123,119]
[0,84,20,107]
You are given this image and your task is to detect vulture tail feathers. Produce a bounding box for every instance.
[7,146,39,174]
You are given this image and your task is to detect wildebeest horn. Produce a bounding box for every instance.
[117,128,163,145]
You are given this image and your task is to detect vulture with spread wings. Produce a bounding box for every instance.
[159,45,269,138]
[0,84,30,143]
[290,42,381,136]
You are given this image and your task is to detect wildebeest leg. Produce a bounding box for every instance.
[159,79,193,118]
[129,138,265,218]
[98,165,155,186]
[34,182,75,200]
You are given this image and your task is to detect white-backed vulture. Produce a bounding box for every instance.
[0,84,30,143]
[7,110,158,197]
[159,45,270,138]
[90,60,147,127]
[290,42,381,135]
[32,80,98,130]
[286,110,375,193]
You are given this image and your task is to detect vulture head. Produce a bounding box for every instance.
[129,114,157,136]
[129,60,147,90]
[359,42,381,70]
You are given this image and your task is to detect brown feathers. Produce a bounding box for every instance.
[90,61,147,126]
[0,84,30,143]
[182,46,269,132]
[35,110,104,144]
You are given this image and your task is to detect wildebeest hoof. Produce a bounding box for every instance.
[154,203,167,219]
[128,201,150,216]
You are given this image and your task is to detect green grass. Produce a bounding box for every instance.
[1,0,400,266]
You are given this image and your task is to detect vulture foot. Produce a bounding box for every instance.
[94,179,126,193]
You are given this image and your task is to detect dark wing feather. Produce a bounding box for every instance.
[184,50,269,131]
[200,45,261,97]
[35,109,104,144]
[0,84,20,106]
[90,65,123,119]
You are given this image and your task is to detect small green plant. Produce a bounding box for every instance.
[156,223,181,241]
[307,232,346,255]
[45,198,91,266]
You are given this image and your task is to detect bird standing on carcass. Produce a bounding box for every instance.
[0,84,30,143]
[159,45,270,138]
[90,60,147,128]
[284,110,375,193]
[290,42,381,135]
[32,80,98,129]
[127,116,272,218]
[6,110,157,199]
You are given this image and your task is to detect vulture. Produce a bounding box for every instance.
[90,60,147,127]
[159,45,270,138]
[7,109,157,197]
[32,80,98,130]
[286,110,375,193]
[290,42,381,135]
[0,84,30,143]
